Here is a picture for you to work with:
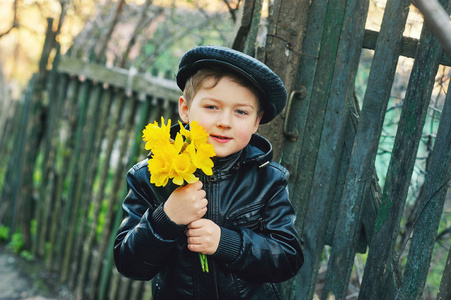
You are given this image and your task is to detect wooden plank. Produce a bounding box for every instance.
[288,0,348,298]
[61,80,91,282]
[57,56,180,102]
[37,72,68,258]
[398,69,451,298]
[19,20,56,248]
[18,63,49,248]
[127,95,152,168]
[301,0,370,298]
[98,94,138,300]
[9,75,35,238]
[67,83,104,290]
[130,280,144,300]
[0,98,16,169]
[322,0,411,298]
[438,245,451,299]
[0,100,24,226]
[35,45,66,257]
[281,0,327,180]
[117,276,132,300]
[88,90,127,299]
[359,1,446,296]
[46,77,80,270]
[363,29,451,66]
[76,87,114,298]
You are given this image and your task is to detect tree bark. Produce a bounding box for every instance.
[258,0,310,162]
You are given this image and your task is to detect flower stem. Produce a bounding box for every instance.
[199,253,209,273]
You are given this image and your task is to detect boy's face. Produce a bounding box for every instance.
[179,76,262,158]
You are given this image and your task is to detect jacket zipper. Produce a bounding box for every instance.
[203,171,220,299]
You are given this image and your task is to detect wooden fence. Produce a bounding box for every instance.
[0,40,181,298]
[272,0,451,299]
[0,0,451,299]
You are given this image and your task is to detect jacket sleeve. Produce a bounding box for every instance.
[211,166,304,283]
[113,162,185,281]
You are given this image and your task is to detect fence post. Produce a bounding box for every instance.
[34,44,65,257]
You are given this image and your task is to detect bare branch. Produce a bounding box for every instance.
[136,17,211,71]
[120,0,155,68]
[0,0,19,39]
[191,1,230,42]
[96,0,126,62]
[222,0,242,22]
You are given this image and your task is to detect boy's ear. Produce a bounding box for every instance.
[178,96,190,123]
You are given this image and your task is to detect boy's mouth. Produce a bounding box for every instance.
[210,135,232,143]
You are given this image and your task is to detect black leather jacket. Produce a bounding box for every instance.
[114,128,303,299]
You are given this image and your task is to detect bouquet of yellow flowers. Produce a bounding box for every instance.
[142,117,216,272]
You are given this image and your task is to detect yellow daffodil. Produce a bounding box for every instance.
[143,118,216,272]
[143,118,216,187]
[185,143,215,176]
[143,117,172,152]
[179,120,209,148]
[171,152,199,185]
[148,145,175,187]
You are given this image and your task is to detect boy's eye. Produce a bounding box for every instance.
[205,105,218,110]
[236,109,248,115]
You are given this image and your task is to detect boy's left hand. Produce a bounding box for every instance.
[186,219,221,255]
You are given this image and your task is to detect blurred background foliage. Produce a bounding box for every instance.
[0,0,242,98]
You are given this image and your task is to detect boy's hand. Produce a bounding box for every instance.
[164,181,207,225]
[186,219,221,255]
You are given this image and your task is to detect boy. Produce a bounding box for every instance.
[114,45,303,299]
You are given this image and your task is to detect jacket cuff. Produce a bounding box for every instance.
[150,204,186,240]
[212,227,241,262]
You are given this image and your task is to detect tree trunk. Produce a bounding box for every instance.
[258,0,310,162]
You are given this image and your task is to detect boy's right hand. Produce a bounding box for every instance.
[163,181,207,225]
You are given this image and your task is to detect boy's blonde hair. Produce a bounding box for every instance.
[183,67,263,116]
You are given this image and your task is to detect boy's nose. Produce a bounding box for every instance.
[216,113,231,129]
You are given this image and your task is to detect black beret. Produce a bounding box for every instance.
[176,45,287,124]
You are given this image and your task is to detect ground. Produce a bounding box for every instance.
[0,246,73,300]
